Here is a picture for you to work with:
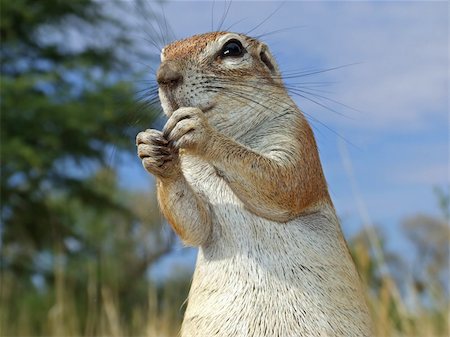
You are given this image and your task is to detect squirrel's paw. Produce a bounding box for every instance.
[163,107,212,154]
[136,129,180,179]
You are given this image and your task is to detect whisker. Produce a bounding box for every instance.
[286,85,334,95]
[133,1,164,52]
[160,3,176,42]
[254,25,305,39]
[280,63,361,79]
[219,88,325,139]
[211,0,216,32]
[223,17,248,32]
[138,94,160,104]
[136,61,156,77]
[287,87,361,114]
[219,89,292,132]
[245,1,285,35]
[135,86,158,95]
[148,6,167,49]
[289,80,336,85]
[203,80,358,148]
[206,84,282,114]
[287,88,353,118]
[201,73,359,117]
[216,0,233,32]
[208,83,297,122]
[138,35,163,54]
[153,10,169,47]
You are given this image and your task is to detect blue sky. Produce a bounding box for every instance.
[115,1,448,278]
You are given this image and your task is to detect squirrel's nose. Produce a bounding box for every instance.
[157,61,183,87]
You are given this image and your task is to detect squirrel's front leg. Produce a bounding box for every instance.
[136,125,211,246]
[161,106,295,222]
[162,107,325,223]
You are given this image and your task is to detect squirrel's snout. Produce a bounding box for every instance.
[157,61,183,88]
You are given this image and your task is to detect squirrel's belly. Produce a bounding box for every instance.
[181,244,372,337]
[180,157,372,336]
[180,214,372,337]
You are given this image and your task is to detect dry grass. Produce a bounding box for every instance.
[1,244,448,337]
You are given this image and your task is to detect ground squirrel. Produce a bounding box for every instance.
[136,32,373,337]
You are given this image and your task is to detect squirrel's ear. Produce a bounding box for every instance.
[257,43,282,82]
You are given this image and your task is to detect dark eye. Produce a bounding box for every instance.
[220,39,244,58]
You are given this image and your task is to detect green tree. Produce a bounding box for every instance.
[0,0,172,335]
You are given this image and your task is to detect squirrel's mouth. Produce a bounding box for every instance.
[159,88,215,115]
[159,90,179,116]
[166,96,179,113]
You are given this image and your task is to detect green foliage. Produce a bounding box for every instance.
[0,1,168,335]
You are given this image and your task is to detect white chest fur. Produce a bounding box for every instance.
[179,155,372,337]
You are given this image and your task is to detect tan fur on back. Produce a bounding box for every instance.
[139,31,373,336]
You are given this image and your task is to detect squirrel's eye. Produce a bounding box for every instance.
[220,39,244,58]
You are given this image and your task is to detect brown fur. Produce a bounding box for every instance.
[156,179,185,238]
[199,118,331,223]
[163,32,227,60]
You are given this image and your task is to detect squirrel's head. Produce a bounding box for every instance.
[157,32,286,119]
